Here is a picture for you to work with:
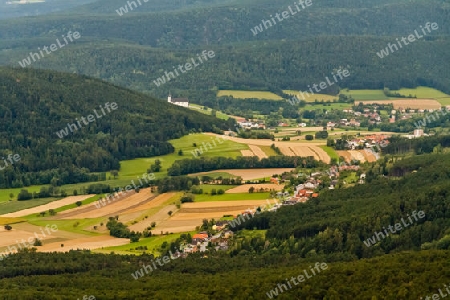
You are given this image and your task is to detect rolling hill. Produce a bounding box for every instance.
[0,67,230,188]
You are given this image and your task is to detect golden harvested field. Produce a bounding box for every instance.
[56,188,154,219]
[241,150,255,157]
[128,204,177,232]
[204,133,330,163]
[277,145,331,163]
[156,200,274,233]
[190,168,294,180]
[337,151,352,162]
[337,150,375,163]
[348,150,366,162]
[248,145,268,159]
[362,150,377,162]
[358,99,441,109]
[226,184,283,193]
[37,236,130,253]
[1,195,95,218]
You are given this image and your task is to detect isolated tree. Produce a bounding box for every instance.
[110,170,119,179]
[75,201,82,207]
[4,225,12,231]
[178,149,183,156]
[9,193,14,201]
[248,187,255,193]
[49,209,56,216]
[33,238,42,246]
[168,211,173,217]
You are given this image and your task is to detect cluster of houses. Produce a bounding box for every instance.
[236,118,266,130]
[345,134,390,150]
[180,222,234,254]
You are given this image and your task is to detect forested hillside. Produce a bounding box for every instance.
[230,153,450,258]
[0,248,448,298]
[0,0,448,97]
[0,67,229,188]
[2,37,449,100]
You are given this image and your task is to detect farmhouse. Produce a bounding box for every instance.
[168,94,189,107]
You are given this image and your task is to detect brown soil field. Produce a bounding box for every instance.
[358,99,441,109]
[121,193,177,215]
[56,188,155,219]
[189,168,294,180]
[278,145,296,156]
[362,150,377,162]
[248,145,268,159]
[241,149,255,157]
[348,150,366,162]
[37,236,130,253]
[1,195,95,218]
[337,151,352,162]
[226,184,283,193]
[0,222,88,251]
[128,204,177,232]
[156,200,274,233]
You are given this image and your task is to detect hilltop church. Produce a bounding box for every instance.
[168,94,189,107]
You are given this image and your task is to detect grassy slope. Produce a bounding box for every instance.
[217,90,283,100]
[0,133,247,207]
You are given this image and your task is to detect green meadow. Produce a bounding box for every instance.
[217,90,283,100]
[283,90,339,102]
[93,231,196,256]
[392,86,450,105]
[188,103,231,120]
[320,146,340,161]
[339,89,390,100]
[0,196,62,214]
[0,134,248,206]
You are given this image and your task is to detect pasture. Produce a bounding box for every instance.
[283,90,338,102]
[340,89,390,100]
[217,90,283,100]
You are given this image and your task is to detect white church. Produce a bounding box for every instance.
[168,94,189,107]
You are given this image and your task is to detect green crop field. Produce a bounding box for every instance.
[27,217,104,236]
[339,89,390,100]
[392,87,450,105]
[217,90,283,100]
[258,145,279,156]
[188,104,231,120]
[123,134,249,179]
[305,102,352,111]
[0,134,248,204]
[94,231,196,256]
[284,90,339,102]
[320,146,340,161]
[0,197,63,215]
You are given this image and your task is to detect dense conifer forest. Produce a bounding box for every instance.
[0,67,230,188]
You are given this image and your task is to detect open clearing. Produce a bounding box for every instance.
[156,200,274,233]
[190,168,294,180]
[226,184,283,193]
[1,195,95,218]
[358,99,442,109]
[217,90,283,100]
